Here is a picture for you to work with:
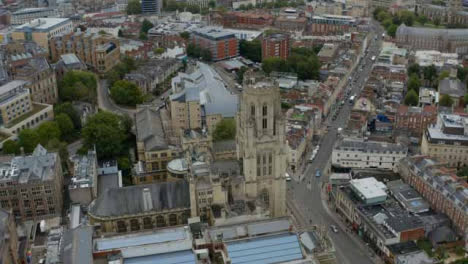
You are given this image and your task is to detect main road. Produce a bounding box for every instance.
[288,21,384,264]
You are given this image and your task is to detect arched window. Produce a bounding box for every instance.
[116,220,127,233]
[130,219,140,231]
[251,105,255,117]
[143,217,153,229]
[169,214,178,226]
[156,215,166,227]
[181,212,190,224]
[262,105,267,116]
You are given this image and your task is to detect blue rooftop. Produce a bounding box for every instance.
[226,233,303,264]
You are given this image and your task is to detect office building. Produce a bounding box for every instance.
[0,81,53,135]
[11,8,59,25]
[0,145,63,221]
[262,33,290,60]
[395,105,437,137]
[332,138,408,171]
[421,113,468,167]
[191,27,238,61]
[142,0,162,14]
[310,14,356,35]
[12,18,73,53]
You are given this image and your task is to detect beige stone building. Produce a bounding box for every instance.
[169,62,238,135]
[49,30,120,73]
[14,57,58,105]
[134,105,179,184]
[12,18,73,54]
[187,71,287,221]
[0,145,63,221]
[0,81,54,136]
[0,208,20,264]
[421,113,468,168]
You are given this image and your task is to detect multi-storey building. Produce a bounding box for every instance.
[396,24,468,55]
[12,18,73,54]
[398,156,467,235]
[135,105,179,184]
[220,11,274,29]
[49,30,120,73]
[395,105,437,137]
[421,113,468,167]
[190,27,238,61]
[0,81,53,135]
[169,62,238,135]
[142,0,162,14]
[332,138,408,171]
[69,149,97,206]
[309,14,356,35]
[11,8,59,25]
[14,57,58,104]
[0,209,19,264]
[0,144,63,221]
[262,33,290,60]
[275,15,308,32]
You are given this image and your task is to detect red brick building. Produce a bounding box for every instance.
[221,11,274,29]
[262,33,290,60]
[395,105,437,137]
[191,27,238,61]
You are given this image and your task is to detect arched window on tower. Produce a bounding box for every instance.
[251,105,255,117]
[260,189,269,207]
[262,105,268,116]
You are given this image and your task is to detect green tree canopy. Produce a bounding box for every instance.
[2,140,19,155]
[464,94,468,106]
[404,89,419,106]
[208,0,216,8]
[154,47,165,55]
[126,0,141,14]
[262,57,287,74]
[139,32,147,40]
[457,66,468,82]
[54,102,81,129]
[179,31,190,40]
[18,129,40,153]
[82,111,128,159]
[239,39,262,62]
[58,70,97,103]
[399,10,415,26]
[55,113,75,141]
[37,121,61,146]
[236,66,248,84]
[438,70,450,82]
[407,74,421,93]
[423,65,437,86]
[417,15,428,25]
[105,57,138,86]
[408,63,420,77]
[439,94,454,107]
[141,19,154,34]
[387,24,398,37]
[110,80,144,106]
[213,119,236,141]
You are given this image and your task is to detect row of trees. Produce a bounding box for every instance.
[186,43,212,61]
[238,0,305,10]
[58,70,97,103]
[374,8,437,37]
[239,39,262,63]
[164,0,210,14]
[261,47,321,80]
[110,80,144,106]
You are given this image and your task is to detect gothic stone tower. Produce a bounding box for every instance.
[236,71,287,217]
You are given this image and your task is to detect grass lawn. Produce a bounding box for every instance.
[5,104,48,129]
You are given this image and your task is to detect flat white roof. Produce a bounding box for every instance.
[350,177,387,200]
[15,18,70,31]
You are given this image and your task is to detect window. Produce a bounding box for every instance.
[130,219,140,231]
[251,105,255,117]
[156,215,166,227]
[117,221,127,233]
[263,118,267,129]
[262,105,267,116]
[169,214,178,226]
[143,217,153,229]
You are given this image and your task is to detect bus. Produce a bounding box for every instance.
[349,95,356,104]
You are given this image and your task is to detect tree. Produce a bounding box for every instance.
[140,19,153,34]
[110,80,144,106]
[139,32,147,40]
[200,48,212,61]
[213,119,236,141]
[2,140,20,155]
[434,17,441,26]
[404,89,419,106]
[179,31,190,40]
[377,10,391,22]
[457,67,468,82]
[37,121,61,146]
[55,113,75,141]
[417,15,428,25]
[118,29,123,37]
[18,129,40,154]
[236,66,248,84]
[382,18,393,29]
[407,63,420,77]
[82,111,128,159]
[208,0,216,8]
[58,70,97,103]
[439,94,454,107]
[399,10,415,26]
[423,65,437,86]
[54,102,81,129]
[154,47,165,55]
[387,24,398,38]
[407,74,421,93]
[126,0,141,14]
[239,39,262,62]
[262,57,285,75]
[438,70,450,82]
